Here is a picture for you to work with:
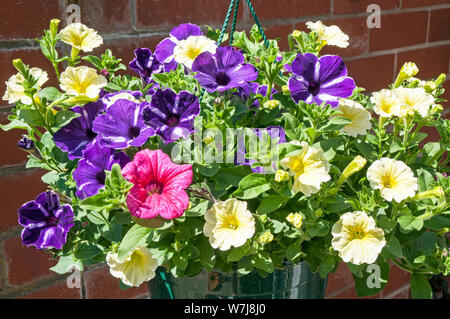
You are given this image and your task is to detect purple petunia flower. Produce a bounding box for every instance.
[236,126,286,173]
[92,99,155,149]
[155,23,203,71]
[143,88,200,144]
[54,100,103,160]
[17,135,34,150]
[192,46,258,93]
[129,48,165,84]
[73,141,130,199]
[18,191,74,250]
[288,53,356,107]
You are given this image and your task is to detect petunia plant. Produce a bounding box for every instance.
[2,18,449,299]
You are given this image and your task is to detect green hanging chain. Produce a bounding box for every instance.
[244,0,270,48]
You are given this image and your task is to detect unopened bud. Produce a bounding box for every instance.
[394,62,419,88]
[282,85,290,95]
[336,155,367,186]
[435,73,446,87]
[274,169,290,182]
[12,59,26,74]
[259,214,268,224]
[17,135,34,151]
[259,230,274,244]
[286,213,304,229]
[50,19,60,36]
[423,81,437,93]
[263,99,280,110]
[292,30,302,39]
[415,186,445,200]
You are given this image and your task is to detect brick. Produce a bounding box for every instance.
[333,0,400,15]
[251,0,330,20]
[325,262,354,295]
[4,236,58,286]
[78,0,132,34]
[0,169,46,233]
[0,0,62,40]
[429,8,450,43]
[136,0,243,29]
[396,45,450,80]
[264,24,295,51]
[379,264,410,297]
[384,285,410,299]
[0,48,58,108]
[84,265,149,299]
[318,16,369,58]
[345,54,396,92]
[0,112,29,167]
[369,11,428,52]
[21,281,81,299]
[402,0,449,8]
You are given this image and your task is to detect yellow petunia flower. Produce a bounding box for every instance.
[281,141,330,197]
[332,211,386,265]
[59,22,103,52]
[203,198,255,251]
[173,35,217,69]
[370,89,403,118]
[286,213,304,229]
[3,68,48,105]
[306,20,349,48]
[337,99,371,137]
[367,157,418,202]
[60,66,107,99]
[106,246,159,287]
[393,87,435,118]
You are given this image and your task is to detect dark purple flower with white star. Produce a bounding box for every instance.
[288,53,355,107]
[143,88,200,144]
[235,126,286,173]
[17,135,34,150]
[101,90,144,110]
[92,99,155,149]
[155,23,203,71]
[73,141,130,199]
[192,46,258,93]
[18,191,74,250]
[54,100,103,160]
[129,48,165,84]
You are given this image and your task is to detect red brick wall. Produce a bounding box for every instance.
[0,0,449,299]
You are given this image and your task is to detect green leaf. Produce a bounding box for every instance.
[398,214,424,232]
[118,224,152,260]
[319,255,338,278]
[384,236,403,258]
[306,220,330,237]
[286,241,304,263]
[53,110,80,129]
[50,255,77,274]
[410,273,432,299]
[227,244,249,262]
[198,239,216,272]
[0,119,31,131]
[18,109,45,127]
[253,252,274,273]
[234,173,271,199]
[82,55,103,69]
[256,194,286,214]
[172,253,188,271]
[74,243,102,260]
[321,116,352,132]
[424,215,450,230]
[38,87,62,101]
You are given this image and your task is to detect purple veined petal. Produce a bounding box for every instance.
[170,23,203,41]
[317,55,348,84]
[38,226,67,250]
[192,51,218,76]
[54,205,75,232]
[226,63,258,87]
[129,125,156,147]
[155,38,177,64]
[288,76,312,104]
[163,59,178,72]
[18,201,49,227]
[21,226,47,248]
[290,53,318,81]
[215,46,244,70]
[317,77,356,105]
[193,72,220,92]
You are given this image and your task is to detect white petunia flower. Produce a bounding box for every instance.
[306,21,349,48]
[337,99,372,137]
[393,87,435,117]
[332,211,386,265]
[367,157,418,202]
[281,141,331,197]
[106,246,159,287]
[59,23,103,52]
[60,66,107,99]
[3,68,48,105]
[173,35,217,69]
[203,198,255,251]
[370,89,403,118]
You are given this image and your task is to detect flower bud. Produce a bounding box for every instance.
[259,230,274,244]
[435,73,446,87]
[336,155,367,187]
[203,136,215,145]
[414,186,445,200]
[394,62,419,88]
[282,85,290,95]
[263,99,280,110]
[50,19,60,36]
[292,30,302,39]
[286,213,304,229]
[17,135,34,151]
[12,59,26,74]
[259,214,268,224]
[314,209,323,218]
[274,169,290,182]
[423,81,437,93]
[430,104,443,114]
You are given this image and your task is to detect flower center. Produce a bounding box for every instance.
[351,228,366,240]
[167,115,180,127]
[224,215,240,230]
[186,47,202,60]
[96,170,106,184]
[46,216,58,227]
[307,81,321,96]
[86,128,97,140]
[128,126,141,139]
[145,182,163,195]
[216,72,231,86]
[382,175,395,188]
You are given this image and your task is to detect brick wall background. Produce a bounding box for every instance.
[0,0,449,299]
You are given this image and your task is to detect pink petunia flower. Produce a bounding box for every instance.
[122,149,193,220]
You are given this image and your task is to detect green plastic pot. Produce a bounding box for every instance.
[148,261,327,299]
